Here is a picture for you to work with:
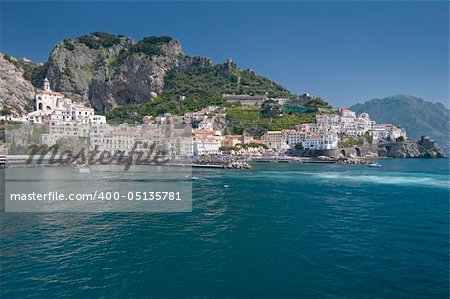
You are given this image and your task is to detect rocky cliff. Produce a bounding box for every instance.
[0,54,36,116]
[416,136,447,158]
[377,142,421,158]
[377,136,446,158]
[45,34,205,111]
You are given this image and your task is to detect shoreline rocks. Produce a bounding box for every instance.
[378,136,446,158]
[225,162,252,169]
[336,157,372,165]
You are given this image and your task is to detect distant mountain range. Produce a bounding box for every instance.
[350,95,449,151]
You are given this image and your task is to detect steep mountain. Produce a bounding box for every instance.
[350,95,449,151]
[45,34,184,111]
[1,32,293,116]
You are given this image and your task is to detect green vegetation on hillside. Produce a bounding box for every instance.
[226,107,316,136]
[284,97,332,114]
[303,97,332,108]
[338,137,364,148]
[106,61,295,124]
[105,56,326,134]
[3,54,20,68]
[128,36,173,56]
[62,39,76,51]
[23,63,48,87]
[106,99,321,137]
[2,54,48,87]
[0,106,12,115]
[105,92,223,124]
[219,142,268,152]
[110,36,174,67]
[164,62,292,99]
[77,32,123,49]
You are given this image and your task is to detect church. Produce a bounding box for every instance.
[26,78,99,124]
[34,77,72,111]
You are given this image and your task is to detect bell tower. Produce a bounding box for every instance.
[43,77,50,91]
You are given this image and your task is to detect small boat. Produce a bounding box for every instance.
[368,163,382,168]
[74,165,90,173]
[185,175,199,180]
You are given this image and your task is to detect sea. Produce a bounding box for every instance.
[0,159,449,298]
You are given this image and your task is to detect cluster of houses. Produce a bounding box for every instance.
[260,109,406,153]
[218,93,407,154]
[3,80,407,158]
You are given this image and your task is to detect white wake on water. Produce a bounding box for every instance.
[256,170,449,189]
[313,172,450,189]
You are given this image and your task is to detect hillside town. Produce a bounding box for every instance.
[3,79,409,161]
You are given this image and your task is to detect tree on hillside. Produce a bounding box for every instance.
[295,143,304,150]
[0,106,12,116]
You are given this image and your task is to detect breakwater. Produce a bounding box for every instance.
[0,155,252,170]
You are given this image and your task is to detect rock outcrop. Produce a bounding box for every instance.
[377,142,420,158]
[45,34,202,111]
[336,157,372,164]
[225,162,252,169]
[416,136,447,158]
[0,54,35,116]
[377,137,446,158]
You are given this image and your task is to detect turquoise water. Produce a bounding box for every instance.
[1,159,449,298]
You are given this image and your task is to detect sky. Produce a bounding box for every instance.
[0,1,448,107]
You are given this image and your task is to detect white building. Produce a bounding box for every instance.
[296,108,408,147]
[26,110,46,124]
[48,108,72,122]
[193,136,220,156]
[35,77,72,111]
[302,133,339,150]
[197,119,214,130]
[40,121,90,145]
[273,98,290,105]
[70,104,95,121]
[288,131,307,147]
[166,136,194,159]
[261,130,293,152]
[288,130,338,150]
[89,115,107,125]
[0,115,24,122]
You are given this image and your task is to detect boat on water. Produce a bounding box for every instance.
[368,163,382,168]
[74,165,90,173]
